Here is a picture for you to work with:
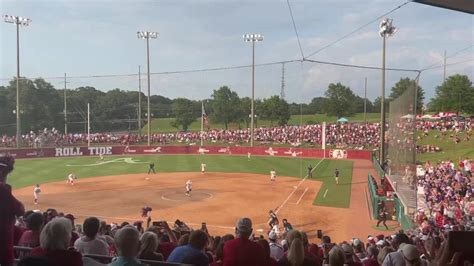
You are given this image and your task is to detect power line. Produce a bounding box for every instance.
[305,1,411,59]
[286,0,305,59]
[302,58,420,72]
[422,59,474,71]
[1,57,423,84]
[420,45,474,71]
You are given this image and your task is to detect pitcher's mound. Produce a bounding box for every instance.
[161,191,214,201]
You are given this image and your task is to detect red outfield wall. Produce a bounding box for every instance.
[1,145,372,160]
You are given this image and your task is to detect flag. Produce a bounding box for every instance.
[202,103,209,130]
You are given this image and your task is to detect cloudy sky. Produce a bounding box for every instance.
[1,0,472,103]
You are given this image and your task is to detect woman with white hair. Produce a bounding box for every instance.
[29,217,83,266]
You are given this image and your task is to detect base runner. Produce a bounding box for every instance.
[33,184,41,205]
[185,180,193,197]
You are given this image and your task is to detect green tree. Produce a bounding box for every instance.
[373,97,390,113]
[260,96,291,126]
[170,98,196,131]
[211,86,241,129]
[429,74,474,114]
[354,95,374,113]
[389,78,425,113]
[322,83,357,117]
[308,97,327,114]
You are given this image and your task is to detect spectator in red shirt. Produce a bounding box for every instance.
[223,217,265,266]
[0,154,25,266]
[29,217,83,266]
[18,212,44,248]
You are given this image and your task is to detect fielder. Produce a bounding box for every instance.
[185,180,193,197]
[67,173,76,185]
[201,162,207,174]
[33,184,41,205]
[247,152,251,161]
[99,153,104,161]
[270,169,277,182]
[334,168,340,185]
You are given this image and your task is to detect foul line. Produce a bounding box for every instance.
[323,189,329,198]
[275,158,325,214]
[295,187,308,205]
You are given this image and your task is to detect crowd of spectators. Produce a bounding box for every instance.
[1,123,381,149]
[416,159,473,232]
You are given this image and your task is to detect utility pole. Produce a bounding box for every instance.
[364,77,367,123]
[64,73,68,135]
[443,50,447,82]
[87,103,90,147]
[4,15,31,147]
[138,65,142,136]
[243,34,264,147]
[280,62,286,99]
[137,31,158,146]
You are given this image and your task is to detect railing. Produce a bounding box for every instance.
[13,246,192,266]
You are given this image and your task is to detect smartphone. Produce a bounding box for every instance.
[152,221,164,227]
[448,231,474,254]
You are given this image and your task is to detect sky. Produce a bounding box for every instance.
[1,0,473,104]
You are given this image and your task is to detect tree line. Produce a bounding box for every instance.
[0,74,471,134]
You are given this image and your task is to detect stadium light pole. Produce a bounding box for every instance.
[243,33,264,147]
[379,18,396,166]
[4,14,31,148]
[137,31,158,146]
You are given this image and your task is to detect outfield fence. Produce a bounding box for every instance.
[367,173,414,230]
[0,145,372,160]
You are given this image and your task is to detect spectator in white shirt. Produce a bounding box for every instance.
[74,217,109,256]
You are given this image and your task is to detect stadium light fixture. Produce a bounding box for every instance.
[4,14,32,148]
[243,33,264,147]
[137,31,158,146]
[379,18,397,165]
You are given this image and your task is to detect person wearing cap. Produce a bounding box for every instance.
[341,243,363,266]
[381,233,411,266]
[268,231,284,261]
[352,238,367,262]
[400,244,427,266]
[223,217,265,266]
[0,154,25,266]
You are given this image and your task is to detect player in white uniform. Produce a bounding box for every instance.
[67,173,76,185]
[270,170,276,182]
[247,152,251,161]
[33,184,41,205]
[185,180,193,197]
[99,153,104,160]
[201,163,206,174]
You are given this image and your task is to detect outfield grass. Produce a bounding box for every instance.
[146,113,380,132]
[417,131,474,163]
[9,155,353,208]
[311,159,353,208]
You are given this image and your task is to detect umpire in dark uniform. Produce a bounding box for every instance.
[307,164,313,178]
[148,162,156,174]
